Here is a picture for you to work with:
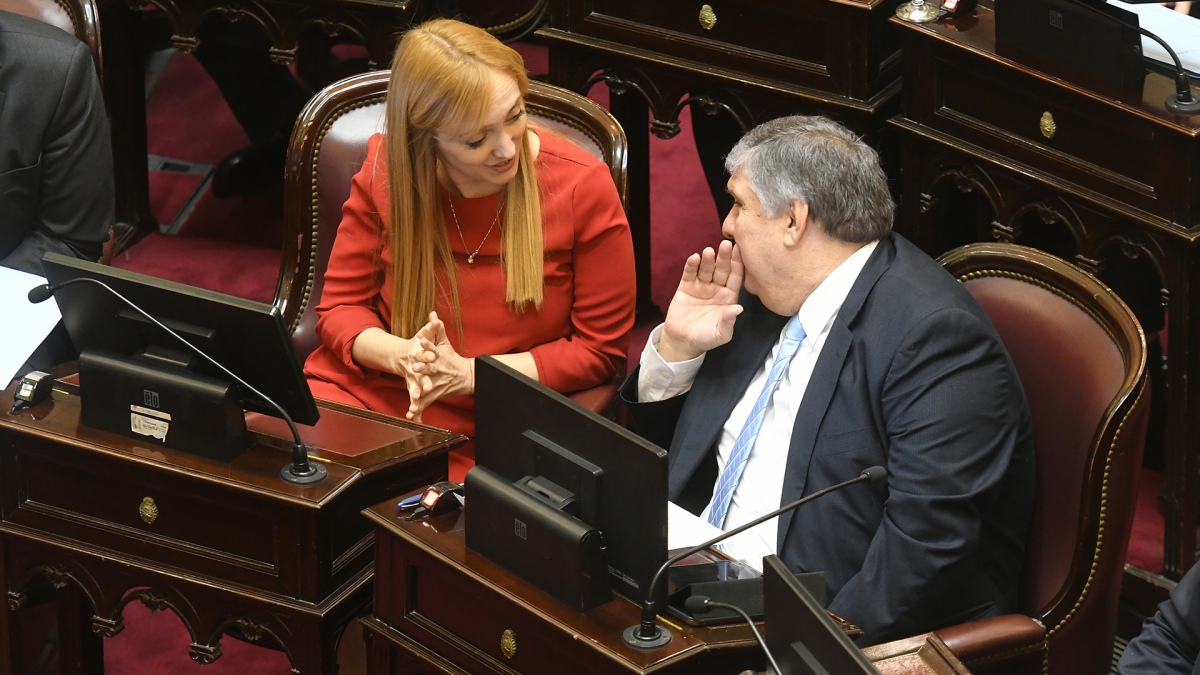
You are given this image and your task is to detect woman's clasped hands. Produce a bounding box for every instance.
[402,311,473,422]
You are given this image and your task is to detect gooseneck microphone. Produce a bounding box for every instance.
[622,465,887,649]
[1070,0,1200,114]
[29,279,328,485]
[685,595,781,675]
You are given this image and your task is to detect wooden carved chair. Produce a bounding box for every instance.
[934,243,1151,675]
[274,70,627,412]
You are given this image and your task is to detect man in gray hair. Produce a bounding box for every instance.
[623,115,1035,645]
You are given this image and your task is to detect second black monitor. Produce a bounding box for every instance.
[469,356,668,608]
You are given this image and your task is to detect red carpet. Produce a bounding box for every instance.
[110,233,279,304]
[104,601,292,674]
[145,51,247,164]
[147,171,203,226]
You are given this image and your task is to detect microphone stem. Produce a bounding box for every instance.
[1069,0,1194,100]
[638,472,871,635]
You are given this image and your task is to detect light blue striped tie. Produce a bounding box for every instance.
[707,315,807,529]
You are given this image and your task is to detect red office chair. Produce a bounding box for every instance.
[274,70,628,413]
[934,243,1150,675]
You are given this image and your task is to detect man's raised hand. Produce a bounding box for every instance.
[657,239,744,362]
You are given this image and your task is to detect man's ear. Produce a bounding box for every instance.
[783,201,810,247]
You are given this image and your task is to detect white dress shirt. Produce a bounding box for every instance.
[639,241,877,566]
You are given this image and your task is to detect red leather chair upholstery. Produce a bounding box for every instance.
[274,70,628,413]
[933,243,1151,675]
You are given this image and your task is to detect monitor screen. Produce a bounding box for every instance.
[468,356,669,607]
[764,554,878,675]
[39,252,319,426]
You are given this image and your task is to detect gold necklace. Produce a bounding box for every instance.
[447,196,502,264]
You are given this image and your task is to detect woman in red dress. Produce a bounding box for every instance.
[302,19,635,480]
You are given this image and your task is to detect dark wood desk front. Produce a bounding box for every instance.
[358,500,972,674]
[536,0,906,315]
[0,382,465,675]
[887,8,1200,586]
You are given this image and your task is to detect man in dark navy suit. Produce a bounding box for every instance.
[622,115,1036,645]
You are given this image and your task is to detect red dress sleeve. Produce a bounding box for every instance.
[527,137,636,393]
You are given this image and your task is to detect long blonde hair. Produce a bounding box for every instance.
[384,18,544,340]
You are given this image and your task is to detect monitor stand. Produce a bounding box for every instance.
[996,0,1144,89]
[79,346,248,461]
[464,465,612,612]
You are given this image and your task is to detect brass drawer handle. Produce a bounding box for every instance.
[699,4,717,30]
[139,497,159,525]
[1040,111,1056,140]
[500,628,517,659]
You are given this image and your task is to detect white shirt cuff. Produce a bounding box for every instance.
[637,324,705,402]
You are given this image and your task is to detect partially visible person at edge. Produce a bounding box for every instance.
[302,19,635,481]
[1,10,114,373]
[1118,560,1200,674]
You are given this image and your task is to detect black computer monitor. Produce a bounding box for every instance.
[465,356,669,612]
[39,252,319,461]
[764,555,878,675]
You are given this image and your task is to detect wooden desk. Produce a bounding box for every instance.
[536,0,906,315]
[358,500,971,674]
[0,383,465,675]
[887,8,1200,587]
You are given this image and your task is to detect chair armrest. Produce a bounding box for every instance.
[568,382,618,416]
[934,614,1045,675]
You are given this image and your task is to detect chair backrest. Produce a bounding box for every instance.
[275,70,627,363]
[938,243,1150,675]
[0,0,102,77]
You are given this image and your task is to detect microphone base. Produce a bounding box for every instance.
[622,624,672,649]
[1165,94,1200,115]
[895,0,939,23]
[280,461,329,485]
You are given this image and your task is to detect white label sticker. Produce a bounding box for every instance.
[130,413,169,440]
[131,405,171,421]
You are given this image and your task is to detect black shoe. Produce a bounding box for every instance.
[210,137,288,198]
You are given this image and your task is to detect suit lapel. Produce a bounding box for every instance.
[668,296,788,496]
[776,236,897,546]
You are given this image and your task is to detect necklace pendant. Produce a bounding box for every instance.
[467,255,475,264]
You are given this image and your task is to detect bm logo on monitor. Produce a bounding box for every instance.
[144,389,160,409]
[1048,9,1063,29]
[514,518,527,540]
